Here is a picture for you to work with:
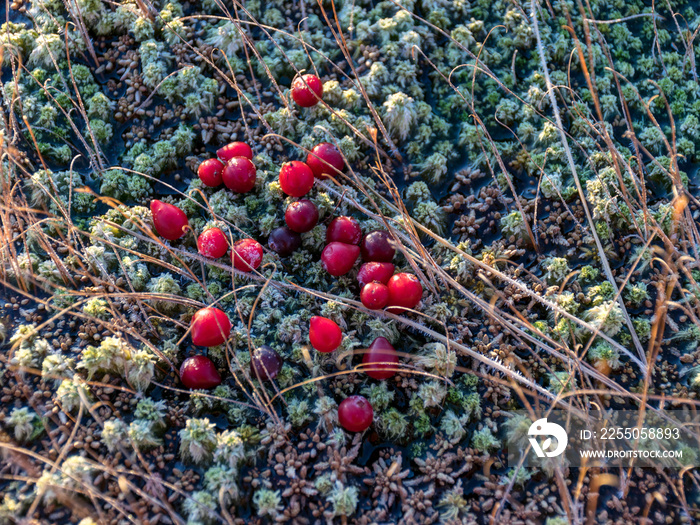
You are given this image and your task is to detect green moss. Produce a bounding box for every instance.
[588,341,621,371]
[327,482,359,518]
[361,382,395,412]
[542,257,570,285]
[500,211,527,239]
[471,426,501,452]
[179,418,217,466]
[253,488,282,519]
[377,408,409,441]
[583,301,624,337]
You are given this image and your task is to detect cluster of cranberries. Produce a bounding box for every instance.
[159,74,424,435]
[178,307,397,433]
[322,223,424,314]
[268,141,345,256]
[150,141,264,273]
[179,306,284,388]
[308,314,399,432]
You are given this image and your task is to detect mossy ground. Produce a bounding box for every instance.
[1,0,700,523]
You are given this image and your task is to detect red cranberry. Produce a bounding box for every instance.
[231,238,263,272]
[191,307,231,347]
[250,345,282,381]
[268,226,301,256]
[197,228,229,259]
[291,74,323,107]
[338,395,373,432]
[180,355,222,389]
[309,316,343,353]
[217,141,253,162]
[360,282,389,310]
[326,216,362,245]
[150,200,189,241]
[285,199,319,233]
[362,337,399,380]
[197,158,225,187]
[306,142,344,179]
[387,273,423,311]
[321,242,360,276]
[361,230,395,262]
[357,262,395,287]
[222,157,256,193]
[279,161,314,197]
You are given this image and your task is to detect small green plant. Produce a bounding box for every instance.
[6,407,39,442]
[327,482,359,518]
[179,418,217,466]
[439,483,468,520]
[588,341,621,371]
[542,257,570,285]
[253,488,283,519]
[471,426,501,452]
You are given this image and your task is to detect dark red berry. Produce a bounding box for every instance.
[387,273,423,311]
[285,199,319,233]
[222,157,256,193]
[150,200,189,241]
[357,262,395,287]
[362,337,399,380]
[268,226,301,256]
[231,238,263,272]
[326,216,362,245]
[291,74,323,107]
[197,228,229,259]
[338,395,373,432]
[250,345,282,381]
[309,316,343,353]
[217,142,253,162]
[360,282,389,310]
[360,230,395,262]
[180,355,222,390]
[191,307,231,347]
[197,158,225,187]
[306,142,344,179]
[321,242,360,276]
[279,161,314,197]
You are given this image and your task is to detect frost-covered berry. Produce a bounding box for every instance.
[268,226,301,257]
[223,157,256,193]
[357,262,395,287]
[197,228,229,259]
[306,142,344,179]
[279,161,314,197]
[250,345,282,381]
[285,199,319,233]
[180,355,222,389]
[309,316,343,353]
[231,238,263,272]
[191,307,231,347]
[291,74,323,107]
[197,158,225,187]
[326,216,362,245]
[387,273,422,311]
[338,395,373,432]
[360,231,395,262]
[362,337,399,380]
[217,141,253,162]
[360,282,389,310]
[150,200,189,240]
[321,242,360,276]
